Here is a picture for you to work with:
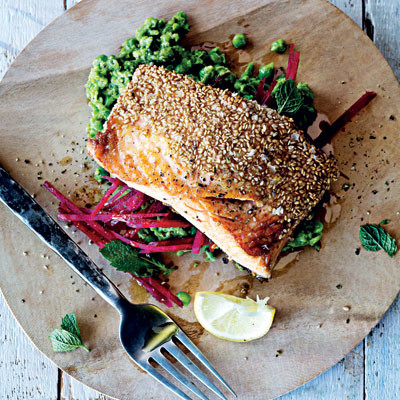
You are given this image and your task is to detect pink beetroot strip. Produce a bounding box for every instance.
[285,44,300,81]
[91,182,119,216]
[260,79,278,106]
[314,91,377,148]
[192,229,207,254]
[44,180,190,308]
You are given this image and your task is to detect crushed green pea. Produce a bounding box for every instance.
[270,39,287,53]
[232,33,247,49]
[176,291,191,306]
[258,62,274,80]
[283,219,324,252]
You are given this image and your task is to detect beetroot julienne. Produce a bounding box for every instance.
[286,44,300,81]
[44,180,210,308]
[314,91,377,148]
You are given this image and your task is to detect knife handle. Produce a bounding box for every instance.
[0,165,128,312]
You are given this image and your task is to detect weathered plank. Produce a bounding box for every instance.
[66,0,81,8]
[61,374,108,400]
[279,342,364,400]
[0,0,64,79]
[329,0,363,27]
[365,293,400,399]
[0,2,64,399]
[364,0,400,80]
[0,292,58,400]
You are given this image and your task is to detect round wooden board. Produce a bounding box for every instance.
[0,0,399,399]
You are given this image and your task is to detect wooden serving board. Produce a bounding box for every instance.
[0,0,399,399]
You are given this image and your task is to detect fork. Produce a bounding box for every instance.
[0,165,235,400]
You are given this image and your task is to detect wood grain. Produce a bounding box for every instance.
[280,342,364,399]
[0,0,64,80]
[365,294,400,398]
[364,0,400,80]
[330,0,363,27]
[0,2,64,400]
[0,0,399,399]
[61,374,107,400]
[0,293,58,399]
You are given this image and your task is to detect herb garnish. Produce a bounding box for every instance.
[100,240,174,276]
[360,222,397,257]
[274,78,304,115]
[49,313,89,353]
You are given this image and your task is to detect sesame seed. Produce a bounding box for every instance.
[97,64,339,258]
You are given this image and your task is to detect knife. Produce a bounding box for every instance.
[0,164,126,309]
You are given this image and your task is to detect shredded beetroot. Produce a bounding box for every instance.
[285,44,294,78]
[102,176,126,187]
[121,219,191,229]
[139,244,194,253]
[192,229,206,254]
[57,213,169,222]
[104,186,128,207]
[73,221,107,248]
[105,191,147,214]
[91,182,119,216]
[255,76,267,103]
[146,201,166,213]
[288,51,300,81]
[146,237,194,246]
[135,276,173,307]
[58,204,108,248]
[286,44,295,79]
[146,277,184,307]
[284,43,300,81]
[261,79,277,106]
[44,181,84,214]
[45,180,201,308]
[45,182,114,241]
[112,232,193,253]
[314,91,377,148]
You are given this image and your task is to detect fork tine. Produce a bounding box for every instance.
[152,352,210,400]
[164,341,228,400]
[175,331,237,397]
[137,361,193,400]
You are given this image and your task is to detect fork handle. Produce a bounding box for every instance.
[0,165,127,312]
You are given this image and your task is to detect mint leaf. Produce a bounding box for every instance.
[100,240,171,276]
[360,224,397,257]
[49,329,89,353]
[61,313,81,339]
[274,78,304,115]
[49,313,89,353]
[379,219,390,225]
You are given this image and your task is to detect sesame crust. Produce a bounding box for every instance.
[88,64,339,275]
[110,64,338,224]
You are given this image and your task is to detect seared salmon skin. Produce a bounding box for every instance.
[87,64,338,278]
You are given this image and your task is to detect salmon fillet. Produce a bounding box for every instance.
[87,64,338,278]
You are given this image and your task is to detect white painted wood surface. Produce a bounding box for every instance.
[364,0,400,80]
[0,295,58,399]
[0,0,399,399]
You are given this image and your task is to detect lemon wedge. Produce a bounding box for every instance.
[193,291,275,342]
